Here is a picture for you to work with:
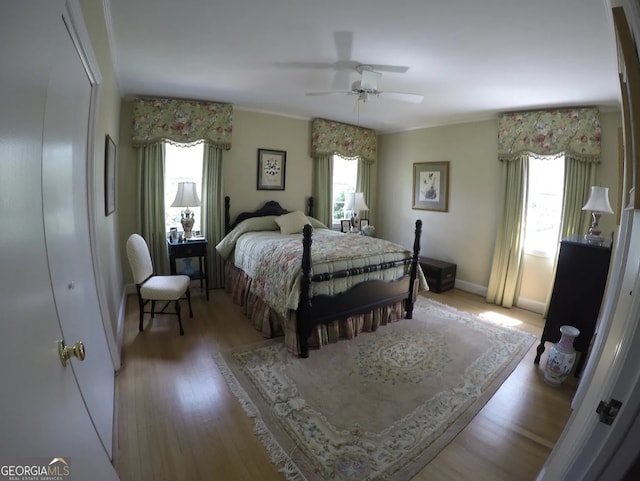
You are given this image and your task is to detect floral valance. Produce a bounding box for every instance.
[498,107,601,162]
[310,118,377,163]
[131,97,232,149]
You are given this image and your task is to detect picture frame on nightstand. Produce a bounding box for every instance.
[340,219,351,233]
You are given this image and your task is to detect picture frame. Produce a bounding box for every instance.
[257,148,286,190]
[104,134,116,216]
[360,219,369,229]
[412,161,450,212]
[340,219,351,233]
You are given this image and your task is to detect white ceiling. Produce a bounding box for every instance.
[107,0,621,133]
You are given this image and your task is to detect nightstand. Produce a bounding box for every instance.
[168,238,209,300]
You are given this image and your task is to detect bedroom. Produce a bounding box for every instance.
[1,0,639,480]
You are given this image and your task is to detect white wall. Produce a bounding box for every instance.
[80,0,123,352]
[377,112,622,308]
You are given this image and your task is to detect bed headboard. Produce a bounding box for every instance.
[224,196,315,234]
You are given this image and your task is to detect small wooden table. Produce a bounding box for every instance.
[168,238,209,300]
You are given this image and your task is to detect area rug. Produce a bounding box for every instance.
[214,297,536,481]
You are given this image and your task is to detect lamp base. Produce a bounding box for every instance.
[584,233,605,245]
[584,211,604,245]
[181,211,195,239]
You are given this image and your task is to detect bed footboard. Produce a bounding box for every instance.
[297,220,423,358]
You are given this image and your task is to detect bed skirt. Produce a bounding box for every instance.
[225,260,405,355]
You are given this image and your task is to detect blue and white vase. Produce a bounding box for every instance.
[544,325,580,386]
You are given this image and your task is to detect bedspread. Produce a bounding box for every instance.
[233,229,419,317]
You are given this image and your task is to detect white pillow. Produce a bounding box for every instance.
[275,211,311,235]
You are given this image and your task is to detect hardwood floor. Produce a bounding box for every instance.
[113,288,579,481]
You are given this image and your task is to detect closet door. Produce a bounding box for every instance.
[0,1,119,478]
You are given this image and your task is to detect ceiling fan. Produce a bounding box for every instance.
[306,65,424,104]
[276,31,411,89]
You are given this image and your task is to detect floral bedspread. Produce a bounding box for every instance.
[232,229,420,317]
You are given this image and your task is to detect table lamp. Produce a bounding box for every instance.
[581,186,613,245]
[348,192,369,232]
[171,181,201,239]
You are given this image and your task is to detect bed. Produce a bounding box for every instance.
[217,196,427,357]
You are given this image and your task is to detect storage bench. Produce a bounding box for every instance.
[419,256,456,293]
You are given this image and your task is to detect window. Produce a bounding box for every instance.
[164,142,204,234]
[524,155,565,256]
[332,154,358,226]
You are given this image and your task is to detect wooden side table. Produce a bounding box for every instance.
[167,238,209,300]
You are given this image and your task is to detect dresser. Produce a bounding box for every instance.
[168,238,209,300]
[534,235,611,375]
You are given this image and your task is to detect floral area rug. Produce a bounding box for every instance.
[214,297,536,481]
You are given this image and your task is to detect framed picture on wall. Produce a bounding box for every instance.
[412,161,450,212]
[105,134,116,216]
[257,148,286,190]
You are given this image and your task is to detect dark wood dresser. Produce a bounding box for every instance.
[534,235,612,375]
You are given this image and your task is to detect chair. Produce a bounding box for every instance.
[126,233,193,335]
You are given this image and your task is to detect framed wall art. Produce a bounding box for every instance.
[257,148,286,190]
[412,161,449,212]
[105,134,116,216]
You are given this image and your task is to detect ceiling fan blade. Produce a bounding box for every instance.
[274,61,337,69]
[379,91,424,104]
[367,64,410,74]
[306,91,353,97]
[334,31,352,62]
[332,69,352,89]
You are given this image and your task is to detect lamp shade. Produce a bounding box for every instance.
[344,192,355,211]
[171,182,201,208]
[582,186,613,214]
[353,192,369,211]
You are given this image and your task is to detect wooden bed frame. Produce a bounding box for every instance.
[224,196,422,358]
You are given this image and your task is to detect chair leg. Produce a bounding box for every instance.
[151,300,156,318]
[136,286,144,332]
[186,288,193,318]
[175,300,184,335]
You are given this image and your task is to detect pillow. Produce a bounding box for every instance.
[275,211,311,235]
[307,216,328,229]
[215,215,279,259]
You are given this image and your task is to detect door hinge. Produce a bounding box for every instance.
[596,398,622,425]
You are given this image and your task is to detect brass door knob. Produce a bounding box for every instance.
[57,340,86,367]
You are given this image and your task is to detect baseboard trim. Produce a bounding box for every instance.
[515,296,546,314]
[453,280,545,315]
[454,279,487,297]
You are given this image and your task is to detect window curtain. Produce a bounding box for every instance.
[136,142,169,275]
[310,118,377,225]
[131,97,233,282]
[488,107,601,308]
[542,155,597,316]
[486,154,529,307]
[311,154,333,227]
[202,143,226,288]
[357,157,373,222]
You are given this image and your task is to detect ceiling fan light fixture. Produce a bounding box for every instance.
[360,69,381,90]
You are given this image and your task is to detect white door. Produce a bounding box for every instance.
[0,1,119,479]
[41,3,115,457]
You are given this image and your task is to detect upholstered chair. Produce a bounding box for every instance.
[126,233,193,335]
